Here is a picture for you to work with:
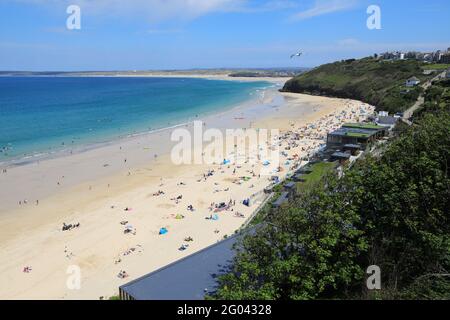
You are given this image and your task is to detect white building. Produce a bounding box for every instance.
[405,76,421,87]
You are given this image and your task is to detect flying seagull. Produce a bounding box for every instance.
[290,52,303,59]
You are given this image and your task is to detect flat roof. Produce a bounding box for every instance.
[332,152,351,159]
[329,127,376,138]
[343,144,362,149]
[120,229,253,300]
[377,116,398,125]
[273,192,289,207]
[284,182,296,189]
[342,123,385,130]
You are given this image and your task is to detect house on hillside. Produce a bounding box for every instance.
[405,76,421,87]
[440,53,450,64]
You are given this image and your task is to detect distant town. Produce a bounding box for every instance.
[376,47,450,64]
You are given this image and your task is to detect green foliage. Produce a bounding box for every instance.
[416,79,450,117]
[422,63,450,70]
[212,100,450,300]
[296,162,335,191]
[282,58,431,113]
[397,275,450,300]
[214,180,368,300]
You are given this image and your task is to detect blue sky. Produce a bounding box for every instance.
[0,0,449,71]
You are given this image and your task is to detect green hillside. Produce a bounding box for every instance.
[211,81,450,300]
[282,57,432,113]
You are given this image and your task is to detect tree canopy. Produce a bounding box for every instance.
[212,81,450,300]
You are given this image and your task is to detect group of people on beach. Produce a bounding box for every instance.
[18,199,39,206]
[62,222,80,231]
[16,99,375,294]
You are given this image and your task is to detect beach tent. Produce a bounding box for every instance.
[212,214,219,221]
[223,159,231,165]
[159,227,168,235]
[263,160,271,166]
[175,214,184,220]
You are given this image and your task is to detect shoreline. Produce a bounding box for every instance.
[0,84,284,215]
[0,78,375,299]
[0,76,279,168]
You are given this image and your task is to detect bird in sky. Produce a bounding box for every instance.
[290,52,303,59]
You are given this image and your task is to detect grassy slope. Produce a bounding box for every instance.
[296,162,335,190]
[423,63,450,70]
[282,57,433,113]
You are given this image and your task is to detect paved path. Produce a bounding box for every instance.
[402,71,446,122]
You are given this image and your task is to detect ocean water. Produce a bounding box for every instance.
[0,77,269,162]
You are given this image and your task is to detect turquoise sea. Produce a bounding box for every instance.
[0,77,270,162]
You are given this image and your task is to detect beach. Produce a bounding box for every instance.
[0,79,375,299]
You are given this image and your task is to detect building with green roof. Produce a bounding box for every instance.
[327,123,387,148]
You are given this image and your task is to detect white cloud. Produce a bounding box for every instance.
[290,0,358,21]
